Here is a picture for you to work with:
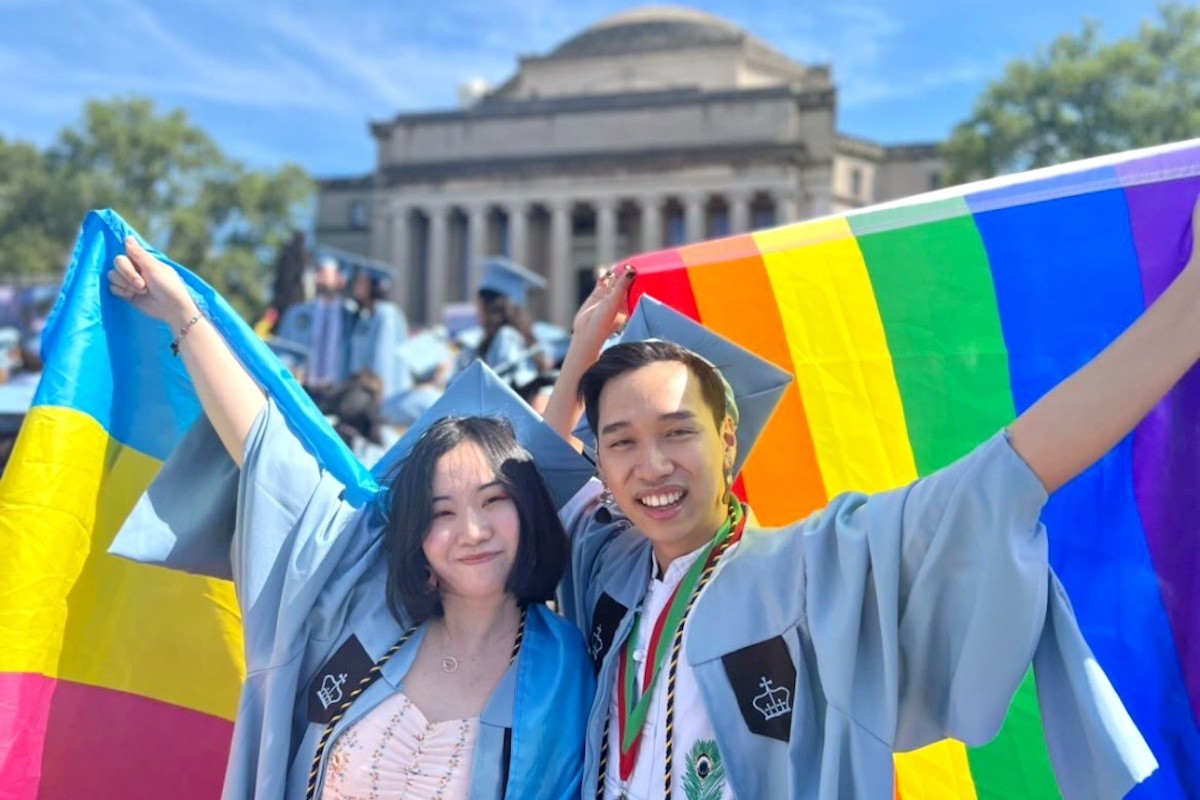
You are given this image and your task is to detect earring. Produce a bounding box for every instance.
[599,483,615,506]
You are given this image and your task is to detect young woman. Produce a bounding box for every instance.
[464,259,553,409]
[108,239,593,800]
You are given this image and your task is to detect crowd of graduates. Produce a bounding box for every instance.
[261,252,566,464]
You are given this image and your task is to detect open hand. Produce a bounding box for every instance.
[571,263,636,355]
[108,237,198,326]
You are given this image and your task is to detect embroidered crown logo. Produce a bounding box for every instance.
[318,672,348,709]
[590,625,605,660]
[751,676,792,721]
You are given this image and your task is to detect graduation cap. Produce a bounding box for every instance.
[396,331,452,383]
[578,295,793,477]
[477,257,547,306]
[371,361,594,509]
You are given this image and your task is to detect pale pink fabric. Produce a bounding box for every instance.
[320,691,479,800]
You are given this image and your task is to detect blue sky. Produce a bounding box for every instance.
[1,0,1167,178]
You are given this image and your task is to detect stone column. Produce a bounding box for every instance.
[775,191,799,225]
[467,204,488,284]
[640,196,662,252]
[388,202,410,309]
[507,202,529,266]
[369,193,390,262]
[427,204,449,324]
[684,193,706,243]
[596,198,618,269]
[729,191,752,234]
[549,200,574,328]
[807,185,832,218]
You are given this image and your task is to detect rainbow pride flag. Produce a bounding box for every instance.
[0,210,374,799]
[625,139,1200,799]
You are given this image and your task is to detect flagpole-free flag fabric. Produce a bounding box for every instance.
[0,210,374,800]
[625,138,1200,799]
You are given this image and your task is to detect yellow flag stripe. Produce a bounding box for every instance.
[754,218,917,495]
[754,219,976,798]
[0,406,244,720]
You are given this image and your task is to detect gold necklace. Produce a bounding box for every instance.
[438,611,524,674]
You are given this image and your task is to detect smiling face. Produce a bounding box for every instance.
[596,360,736,565]
[422,440,521,603]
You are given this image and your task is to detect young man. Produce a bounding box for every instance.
[542,194,1200,800]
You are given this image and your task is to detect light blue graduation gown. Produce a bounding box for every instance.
[559,432,1156,800]
[347,300,411,398]
[483,326,539,390]
[275,299,356,385]
[111,401,593,800]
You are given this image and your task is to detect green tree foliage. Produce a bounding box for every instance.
[944,3,1200,182]
[0,97,313,318]
[0,136,85,283]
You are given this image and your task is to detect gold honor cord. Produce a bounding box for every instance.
[305,608,528,800]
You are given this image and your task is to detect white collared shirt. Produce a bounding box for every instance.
[603,543,738,800]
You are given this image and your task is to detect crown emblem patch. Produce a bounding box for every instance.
[752,677,792,721]
[721,634,797,742]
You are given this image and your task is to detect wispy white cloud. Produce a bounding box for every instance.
[757,2,993,108]
[1,0,1161,171]
[840,61,997,107]
[3,0,369,120]
[248,0,583,112]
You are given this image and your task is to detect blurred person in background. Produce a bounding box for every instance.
[275,257,355,404]
[0,327,20,385]
[347,270,411,403]
[462,258,553,410]
[318,369,386,450]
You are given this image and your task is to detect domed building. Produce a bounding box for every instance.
[318,6,944,326]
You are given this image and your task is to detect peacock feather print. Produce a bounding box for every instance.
[682,739,726,800]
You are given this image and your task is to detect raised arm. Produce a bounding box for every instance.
[542,264,635,445]
[108,236,265,466]
[1008,197,1200,493]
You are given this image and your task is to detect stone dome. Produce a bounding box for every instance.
[548,6,755,59]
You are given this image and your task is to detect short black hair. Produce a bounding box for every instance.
[579,340,727,435]
[355,270,391,301]
[382,416,569,623]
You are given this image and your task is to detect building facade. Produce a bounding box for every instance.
[318,6,944,326]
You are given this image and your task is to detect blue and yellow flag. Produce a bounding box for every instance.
[0,209,370,799]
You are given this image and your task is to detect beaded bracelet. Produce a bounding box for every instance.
[170,313,203,356]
